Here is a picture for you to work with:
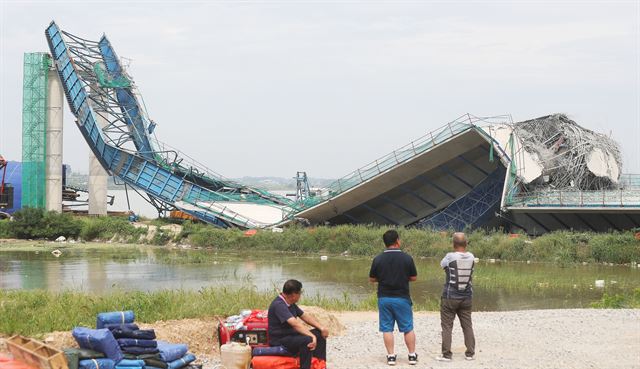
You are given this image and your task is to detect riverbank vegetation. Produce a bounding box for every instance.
[0,208,145,243]
[0,208,639,264]
[0,288,377,336]
[1,287,638,336]
[181,222,640,265]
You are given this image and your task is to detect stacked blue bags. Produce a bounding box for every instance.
[101,311,157,369]
[78,358,116,369]
[115,359,145,369]
[72,327,123,362]
[72,327,122,369]
[97,311,135,329]
[112,325,158,356]
[153,341,196,369]
[72,310,198,369]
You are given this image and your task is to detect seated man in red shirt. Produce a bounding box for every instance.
[268,279,329,369]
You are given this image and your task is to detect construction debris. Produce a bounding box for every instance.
[512,114,622,191]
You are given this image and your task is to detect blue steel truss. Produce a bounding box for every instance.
[98,37,155,160]
[45,22,297,228]
[415,167,506,231]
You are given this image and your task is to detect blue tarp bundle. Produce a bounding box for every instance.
[252,345,293,357]
[96,311,135,329]
[121,347,159,355]
[115,366,142,369]
[112,327,156,340]
[104,323,139,331]
[167,354,196,369]
[115,360,144,367]
[72,327,123,362]
[78,358,116,369]
[157,341,188,362]
[117,339,157,348]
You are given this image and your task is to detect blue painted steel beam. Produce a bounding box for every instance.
[417,175,456,199]
[121,156,134,181]
[360,204,399,225]
[181,209,228,228]
[398,186,437,209]
[381,195,417,218]
[98,37,154,159]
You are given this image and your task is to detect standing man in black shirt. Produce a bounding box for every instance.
[369,230,418,366]
[267,279,329,369]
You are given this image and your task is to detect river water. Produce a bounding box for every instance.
[1,247,638,311]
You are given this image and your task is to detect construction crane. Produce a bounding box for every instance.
[0,154,8,210]
[0,154,7,195]
[294,172,311,203]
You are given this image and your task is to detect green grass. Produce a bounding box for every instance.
[0,209,144,242]
[590,288,640,308]
[79,216,146,243]
[181,225,640,264]
[0,288,383,336]
[3,208,82,240]
[2,284,635,337]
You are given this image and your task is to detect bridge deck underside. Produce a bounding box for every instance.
[297,130,502,226]
[506,208,640,235]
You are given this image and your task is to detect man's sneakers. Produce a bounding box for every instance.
[408,353,418,365]
[387,353,418,365]
[387,354,397,366]
[465,355,475,361]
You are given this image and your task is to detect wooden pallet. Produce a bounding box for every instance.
[6,336,69,369]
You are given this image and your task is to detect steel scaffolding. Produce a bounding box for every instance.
[416,167,506,231]
[22,53,50,209]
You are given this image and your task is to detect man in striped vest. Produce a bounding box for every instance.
[436,232,476,362]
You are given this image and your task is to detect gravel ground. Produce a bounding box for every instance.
[324,309,640,369]
[2,309,638,369]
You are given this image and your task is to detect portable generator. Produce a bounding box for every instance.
[218,309,269,347]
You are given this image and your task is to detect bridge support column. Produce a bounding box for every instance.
[45,66,64,212]
[88,91,108,216]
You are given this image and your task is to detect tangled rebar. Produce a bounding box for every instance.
[512,114,622,191]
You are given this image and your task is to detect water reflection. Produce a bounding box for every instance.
[0,247,638,311]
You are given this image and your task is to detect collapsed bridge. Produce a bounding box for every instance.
[44,22,640,234]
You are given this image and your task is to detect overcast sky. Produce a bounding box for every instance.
[1,0,638,179]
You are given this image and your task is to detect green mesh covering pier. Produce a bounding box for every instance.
[21,53,50,209]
